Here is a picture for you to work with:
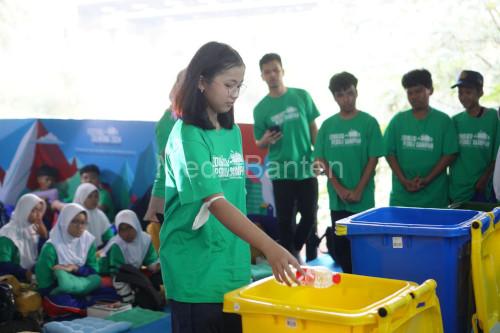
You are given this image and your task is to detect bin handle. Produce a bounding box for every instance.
[492,207,500,225]
[378,279,437,318]
[471,213,493,234]
[408,279,437,300]
[336,224,347,236]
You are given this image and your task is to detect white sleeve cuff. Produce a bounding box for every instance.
[192,195,225,230]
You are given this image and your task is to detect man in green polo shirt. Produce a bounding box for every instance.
[449,70,500,203]
[384,69,459,208]
[253,53,320,261]
[314,72,383,273]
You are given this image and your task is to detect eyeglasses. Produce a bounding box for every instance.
[70,220,88,227]
[212,80,246,97]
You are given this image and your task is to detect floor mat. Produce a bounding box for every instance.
[107,306,168,329]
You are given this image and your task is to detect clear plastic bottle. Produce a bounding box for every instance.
[295,267,341,288]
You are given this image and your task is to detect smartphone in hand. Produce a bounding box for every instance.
[269,125,281,133]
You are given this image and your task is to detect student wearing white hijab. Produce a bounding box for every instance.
[102,209,159,275]
[73,183,114,248]
[35,203,118,317]
[100,209,162,307]
[0,193,47,282]
[35,203,98,293]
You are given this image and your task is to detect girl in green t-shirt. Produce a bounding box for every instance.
[162,41,302,333]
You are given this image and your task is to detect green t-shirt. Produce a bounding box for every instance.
[314,111,384,212]
[384,107,459,208]
[101,227,114,245]
[0,236,20,265]
[160,121,251,303]
[35,242,98,290]
[449,108,500,202]
[101,242,158,276]
[253,87,320,180]
[99,188,115,221]
[152,108,178,198]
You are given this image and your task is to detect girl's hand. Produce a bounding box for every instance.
[261,241,303,286]
[32,219,48,239]
[51,200,65,211]
[53,264,79,272]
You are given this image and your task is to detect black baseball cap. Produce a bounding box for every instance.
[451,70,483,89]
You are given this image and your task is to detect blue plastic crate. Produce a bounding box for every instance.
[336,206,487,333]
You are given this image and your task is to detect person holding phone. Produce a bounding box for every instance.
[253,53,320,262]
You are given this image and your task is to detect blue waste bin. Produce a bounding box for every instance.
[336,206,487,333]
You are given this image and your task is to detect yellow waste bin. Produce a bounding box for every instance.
[224,273,443,333]
[470,208,500,333]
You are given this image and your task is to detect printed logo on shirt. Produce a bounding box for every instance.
[213,151,245,179]
[270,107,300,125]
[329,130,362,146]
[459,131,490,148]
[401,134,434,151]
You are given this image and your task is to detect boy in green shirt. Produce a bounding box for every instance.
[314,72,383,273]
[449,70,500,203]
[384,69,458,208]
[253,53,320,261]
[79,164,115,221]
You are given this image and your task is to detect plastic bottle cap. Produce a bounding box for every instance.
[332,274,341,284]
[296,268,306,281]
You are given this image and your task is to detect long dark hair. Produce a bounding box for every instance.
[173,41,244,130]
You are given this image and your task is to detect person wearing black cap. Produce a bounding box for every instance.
[449,70,500,203]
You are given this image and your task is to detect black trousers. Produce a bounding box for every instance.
[171,301,242,333]
[272,177,318,261]
[330,210,354,273]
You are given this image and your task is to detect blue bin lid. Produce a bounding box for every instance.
[337,206,485,237]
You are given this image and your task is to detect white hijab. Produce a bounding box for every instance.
[103,210,151,268]
[73,183,111,247]
[0,194,45,270]
[48,203,95,266]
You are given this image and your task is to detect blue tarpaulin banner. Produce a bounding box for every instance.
[0,118,157,209]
